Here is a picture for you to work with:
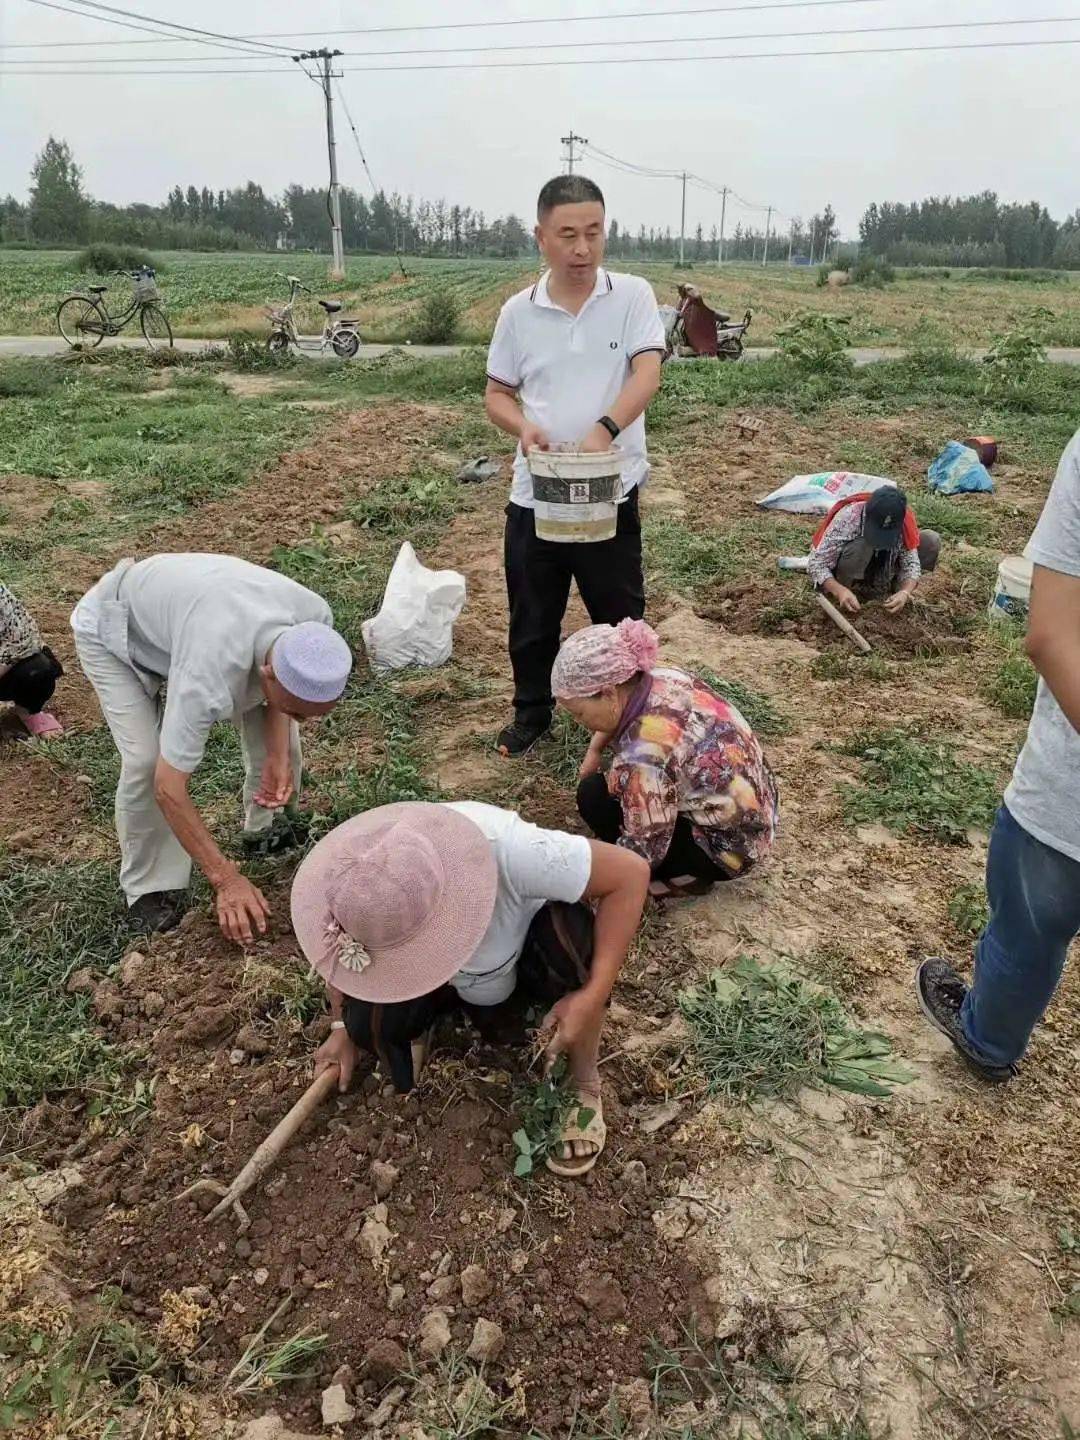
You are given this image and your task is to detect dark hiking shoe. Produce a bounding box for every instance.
[128,890,186,934]
[496,716,550,757]
[915,957,1016,1084]
[241,810,311,857]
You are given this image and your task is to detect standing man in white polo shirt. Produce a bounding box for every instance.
[484,174,665,756]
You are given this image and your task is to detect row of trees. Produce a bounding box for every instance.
[859,192,1080,269]
[2,138,536,257]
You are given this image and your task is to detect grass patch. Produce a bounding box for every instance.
[980,621,1038,718]
[694,666,792,737]
[645,515,809,596]
[679,956,914,1102]
[948,882,988,938]
[914,491,996,544]
[271,539,393,645]
[811,648,892,682]
[348,465,463,541]
[839,727,1000,842]
[0,858,127,1106]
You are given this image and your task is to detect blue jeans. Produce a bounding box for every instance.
[961,805,1080,1068]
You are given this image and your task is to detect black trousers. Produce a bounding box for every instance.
[504,488,645,725]
[342,901,594,1093]
[576,772,729,884]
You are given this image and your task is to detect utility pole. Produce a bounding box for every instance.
[295,48,345,279]
[787,226,794,265]
[561,130,587,175]
[808,221,817,267]
[762,205,773,267]
[716,186,728,265]
[679,171,687,266]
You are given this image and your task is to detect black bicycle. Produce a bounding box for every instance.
[57,266,173,350]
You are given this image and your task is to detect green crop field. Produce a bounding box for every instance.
[2,246,1080,346]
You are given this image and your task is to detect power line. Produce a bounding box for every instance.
[5,35,1080,73]
[335,81,379,195]
[8,13,1075,62]
[20,0,285,56]
[58,0,292,53]
[4,0,895,48]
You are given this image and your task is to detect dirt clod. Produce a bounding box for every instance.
[360,1337,407,1387]
[371,1159,399,1199]
[466,1317,505,1363]
[426,1274,457,1303]
[418,1307,452,1358]
[460,1263,492,1307]
[621,1160,648,1189]
[320,1382,356,1427]
[576,1273,627,1321]
[65,968,97,996]
[359,1204,393,1262]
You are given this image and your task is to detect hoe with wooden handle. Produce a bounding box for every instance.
[177,1065,339,1233]
[816,592,873,654]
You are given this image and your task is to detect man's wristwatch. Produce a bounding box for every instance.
[597,415,621,440]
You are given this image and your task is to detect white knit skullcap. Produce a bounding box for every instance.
[273,623,352,704]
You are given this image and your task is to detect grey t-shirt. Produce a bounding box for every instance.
[73,554,331,774]
[1004,428,1080,862]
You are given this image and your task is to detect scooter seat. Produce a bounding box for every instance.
[319,300,343,313]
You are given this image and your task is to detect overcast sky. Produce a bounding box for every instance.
[1,0,1077,239]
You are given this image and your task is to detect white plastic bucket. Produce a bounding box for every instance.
[988,555,1033,623]
[528,446,625,543]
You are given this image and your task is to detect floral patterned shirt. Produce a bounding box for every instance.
[807,501,921,589]
[0,583,41,671]
[607,667,778,873]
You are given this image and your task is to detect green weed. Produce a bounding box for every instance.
[840,727,1000,842]
[0,858,128,1106]
[404,1353,516,1439]
[413,288,461,344]
[645,515,809,596]
[693,666,792,737]
[226,1298,326,1396]
[914,492,995,543]
[348,466,463,540]
[679,956,914,1102]
[540,707,589,789]
[776,312,853,374]
[981,621,1037,718]
[511,1057,592,1178]
[948,883,988,938]
[811,649,892,682]
[983,322,1047,398]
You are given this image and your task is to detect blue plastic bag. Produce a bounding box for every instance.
[928,441,994,496]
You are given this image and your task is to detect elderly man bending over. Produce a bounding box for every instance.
[72,553,351,941]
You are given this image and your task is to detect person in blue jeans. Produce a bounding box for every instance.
[917,427,1080,1082]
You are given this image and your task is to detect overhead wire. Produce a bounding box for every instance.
[5,0,896,48]
[335,80,379,195]
[54,0,293,53]
[5,34,1080,72]
[20,0,287,57]
[8,12,1080,59]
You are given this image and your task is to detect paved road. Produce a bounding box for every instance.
[3,335,1080,367]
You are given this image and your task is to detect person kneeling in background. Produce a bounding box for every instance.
[294,799,649,1177]
[808,486,941,617]
[0,581,64,738]
[552,619,778,898]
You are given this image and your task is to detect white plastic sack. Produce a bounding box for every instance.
[756,471,897,515]
[361,541,466,673]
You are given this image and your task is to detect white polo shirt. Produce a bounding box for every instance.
[486,267,665,507]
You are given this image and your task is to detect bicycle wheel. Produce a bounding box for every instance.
[331,328,360,359]
[267,332,290,354]
[57,296,105,349]
[140,304,173,350]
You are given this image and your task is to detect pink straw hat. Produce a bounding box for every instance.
[290,802,498,1003]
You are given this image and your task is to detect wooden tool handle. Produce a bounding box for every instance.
[816,592,872,654]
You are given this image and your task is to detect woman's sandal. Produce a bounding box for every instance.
[545,1099,606,1178]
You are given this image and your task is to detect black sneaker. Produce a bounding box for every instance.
[915,957,1016,1084]
[128,890,186,934]
[495,715,550,758]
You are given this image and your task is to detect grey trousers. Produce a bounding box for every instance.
[835,530,941,594]
[75,631,301,905]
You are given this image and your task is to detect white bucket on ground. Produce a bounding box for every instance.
[528,445,625,543]
[988,555,1033,623]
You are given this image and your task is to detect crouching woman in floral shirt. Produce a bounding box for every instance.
[552,619,778,897]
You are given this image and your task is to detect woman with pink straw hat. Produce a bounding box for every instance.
[291,798,649,1176]
[552,619,778,898]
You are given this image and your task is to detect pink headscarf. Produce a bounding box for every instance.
[551,618,660,700]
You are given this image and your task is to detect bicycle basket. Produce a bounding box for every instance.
[132,268,159,302]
